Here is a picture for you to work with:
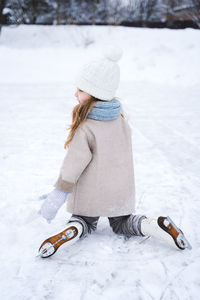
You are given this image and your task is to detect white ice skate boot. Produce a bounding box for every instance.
[37,221,83,258]
[140,216,192,250]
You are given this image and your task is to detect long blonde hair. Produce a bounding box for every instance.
[64,96,125,149]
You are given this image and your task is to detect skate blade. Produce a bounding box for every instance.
[138,236,151,244]
[37,242,55,258]
[165,216,192,250]
[37,227,78,258]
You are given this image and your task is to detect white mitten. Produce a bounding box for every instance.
[38,188,68,223]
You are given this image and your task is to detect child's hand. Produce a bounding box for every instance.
[38,188,68,223]
[38,192,50,200]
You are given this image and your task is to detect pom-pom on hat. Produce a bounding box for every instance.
[74,45,123,101]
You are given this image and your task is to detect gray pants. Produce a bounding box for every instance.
[68,214,147,239]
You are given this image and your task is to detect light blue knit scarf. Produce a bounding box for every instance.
[87,99,122,121]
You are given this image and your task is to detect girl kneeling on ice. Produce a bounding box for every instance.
[37,46,192,258]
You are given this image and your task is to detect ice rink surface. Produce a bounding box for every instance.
[0,25,200,299]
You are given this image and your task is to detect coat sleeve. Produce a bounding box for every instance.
[53,127,92,193]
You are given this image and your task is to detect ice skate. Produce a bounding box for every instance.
[37,221,83,258]
[140,216,192,250]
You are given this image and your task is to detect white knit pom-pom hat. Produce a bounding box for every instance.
[74,45,123,101]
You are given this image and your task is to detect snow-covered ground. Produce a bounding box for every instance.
[0,25,200,300]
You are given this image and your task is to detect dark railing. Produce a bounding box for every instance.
[0,0,199,30]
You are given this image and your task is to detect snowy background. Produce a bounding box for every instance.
[0,25,200,299]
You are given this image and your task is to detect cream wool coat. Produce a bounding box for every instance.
[54,116,136,217]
